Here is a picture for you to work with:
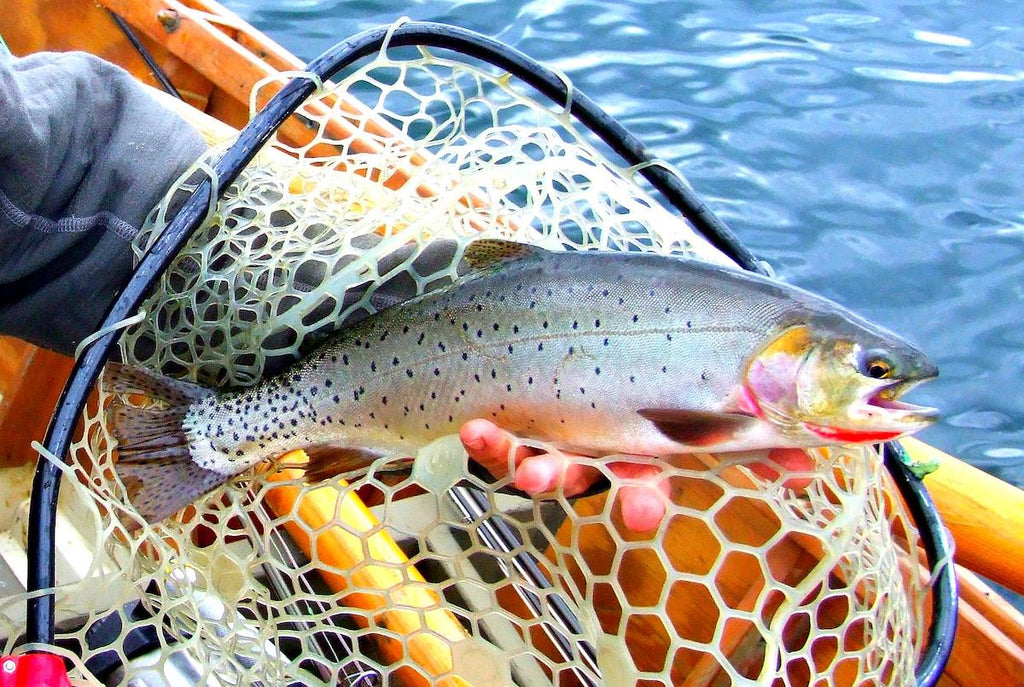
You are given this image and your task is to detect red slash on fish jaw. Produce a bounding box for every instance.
[802,422,902,444]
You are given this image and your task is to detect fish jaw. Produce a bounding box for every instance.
[803,377,940,443]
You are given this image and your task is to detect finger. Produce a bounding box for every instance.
[514,452,593,494]
[459,419,537,477]
[749,448,815,489]
[609,462,669,533]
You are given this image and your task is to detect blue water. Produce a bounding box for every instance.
[221,0,1024,489]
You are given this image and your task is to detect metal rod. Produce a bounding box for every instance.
[449,485,600,686]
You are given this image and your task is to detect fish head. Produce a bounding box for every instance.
[743,322,939,444]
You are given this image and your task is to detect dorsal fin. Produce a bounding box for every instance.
[462,239,545,270]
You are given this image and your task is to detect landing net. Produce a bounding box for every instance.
[1,35,929,686]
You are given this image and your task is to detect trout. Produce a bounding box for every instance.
[110,240,938,522]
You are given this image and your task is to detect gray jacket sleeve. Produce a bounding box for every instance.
[0,49,206,356]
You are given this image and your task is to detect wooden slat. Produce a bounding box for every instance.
[0,338,73,468]
[0,0,214,109]
[938,575,1024,686]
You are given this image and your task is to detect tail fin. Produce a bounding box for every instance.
[106,364,227,524]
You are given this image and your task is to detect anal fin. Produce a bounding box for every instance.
[302,444,410,482]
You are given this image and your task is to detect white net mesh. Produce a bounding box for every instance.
[0,36,929,686]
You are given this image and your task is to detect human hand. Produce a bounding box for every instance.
[460,420,817,533]
[459,419,670,533]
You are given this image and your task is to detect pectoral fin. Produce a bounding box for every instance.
[302,444,411,482]
[638,408,757,447]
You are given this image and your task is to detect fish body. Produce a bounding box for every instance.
[111,241,938,521]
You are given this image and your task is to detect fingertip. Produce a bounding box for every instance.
[620,486,666,533]
[459,419,493,453]
[514,456,558,493]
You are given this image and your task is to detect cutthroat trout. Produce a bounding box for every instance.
[110,240,938,522]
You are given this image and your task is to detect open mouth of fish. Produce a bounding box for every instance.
[861,378,940,426]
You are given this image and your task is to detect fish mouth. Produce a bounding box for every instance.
[860,377,940,427]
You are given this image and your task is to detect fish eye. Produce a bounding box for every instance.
[860,351,895,379]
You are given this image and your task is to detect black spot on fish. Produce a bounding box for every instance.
[438,342,447,352]
[595,367,601,375]
[603,338,609,346]
[417,333,425,345]
[666,334,673,342]
[371,361,377,372]
[632,314,639,323]
[290,419,298,427]
[630,375,636,383]
[579,387,586,394]
[333,395,341,403]
[513,325,519,334]
[474,373,481,383]
[403,325,410,334]
[602,289,609,297]
[434,368,441,376]
[662,366,668,373]
[490,369,497,379]
[380,331,388,342]
[406,369,414,378]
[342,354,349,365]
[594,318,601,328]
[476,329,483,338]
[537,342,544,351]
[325,379,332,388]
[591,402,597,409]
[507,344,514,354]
[572,320,578,330]
[310,387,318,396]
[493,323,500,331]
[392,357,400,366]
[430,391,437,400]
[382,396,388,405]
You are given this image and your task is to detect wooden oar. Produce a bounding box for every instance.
[264,451,475,687]
[901,437,1024,596]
